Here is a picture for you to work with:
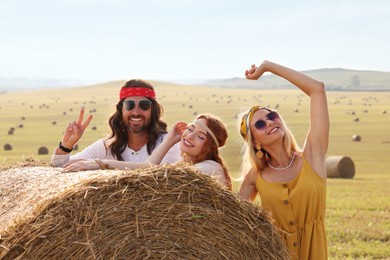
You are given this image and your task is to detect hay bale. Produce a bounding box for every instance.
[0,165,289,259]
[352,135,361,142]
[73,143,79,151]
[326,156,355,178]
[38,146,49,155]
[3,144,12,151]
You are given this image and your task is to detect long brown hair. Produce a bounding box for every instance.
[195,114,232,191]
[105,79,167,160]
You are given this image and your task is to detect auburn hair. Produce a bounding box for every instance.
[194,114,232,191]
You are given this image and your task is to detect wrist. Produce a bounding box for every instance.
[58,142,73,153]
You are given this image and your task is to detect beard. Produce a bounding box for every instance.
[127,125,146,134]
[125,116,149,134]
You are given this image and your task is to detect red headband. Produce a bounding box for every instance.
[119,87,156,100]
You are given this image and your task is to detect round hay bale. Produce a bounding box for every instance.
[37,146,49,155]
[91,126,97,130]
[0,165,289,259]
[7,129,14,135]
[326,156,355,178]
[353,117,359,122]
[352,135,361,142]
[73,143,79,151]
[3,143,12,151]
[382,110,387,114]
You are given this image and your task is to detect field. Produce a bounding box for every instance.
[1,81,389,259]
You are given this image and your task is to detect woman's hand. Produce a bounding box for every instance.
[167,121,188,143]
[62,159,100,172]
[245,60,270,80]
[60,107,93,151]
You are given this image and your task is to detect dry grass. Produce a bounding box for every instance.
[0,164,290,259]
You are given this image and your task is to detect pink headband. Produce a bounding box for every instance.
[119,87,156,100]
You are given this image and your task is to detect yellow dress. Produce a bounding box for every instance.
[256,156,327,260]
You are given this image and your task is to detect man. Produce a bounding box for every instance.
[51,79,181,167]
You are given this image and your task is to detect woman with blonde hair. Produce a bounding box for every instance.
[238,60,329,259]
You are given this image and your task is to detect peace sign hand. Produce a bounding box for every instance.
[59,107,93,152]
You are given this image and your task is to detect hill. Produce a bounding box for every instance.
[203,68,390,91]
[1,68,390,93]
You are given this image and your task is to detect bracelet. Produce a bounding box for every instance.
[94,159,109,170]
[59,142,73,153]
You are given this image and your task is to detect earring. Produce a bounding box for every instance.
[255,144,263,159]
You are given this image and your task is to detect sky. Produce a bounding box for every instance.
[1,0,389,84]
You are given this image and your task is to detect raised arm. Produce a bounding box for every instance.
[147,122,187,164]
[246,60,329,178]
[55,107,93,155]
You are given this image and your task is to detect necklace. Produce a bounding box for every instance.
[268,152,296,171]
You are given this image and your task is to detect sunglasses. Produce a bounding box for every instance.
[123,99,152,111]
[254,111,280,130]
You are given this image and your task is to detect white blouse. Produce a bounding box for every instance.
[194,160,228,188]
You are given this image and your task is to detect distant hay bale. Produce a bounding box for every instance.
[382,110,387,114]
[38,146,49,155]
[326,156,355,178]
[91,126,97,130]
[3,144,12,151]
[0,165,289,260]
[353,117,359,122]
[17,123,24,128]
[352,135,361,142]
[52,121,57,125]
[7,129,14,135]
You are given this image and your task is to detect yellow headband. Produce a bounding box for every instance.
[193,120,219,147]
[239,106,262,141]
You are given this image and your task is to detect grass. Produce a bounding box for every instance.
[1,81,389,259]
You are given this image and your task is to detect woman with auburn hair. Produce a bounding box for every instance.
[238,60,329,259]
[63,114,232,190]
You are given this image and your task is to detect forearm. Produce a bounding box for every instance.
[148,138,177,164]
[264,61,324,97]
[96,159,150,170]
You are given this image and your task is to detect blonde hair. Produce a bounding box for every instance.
[238,108,302,178]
